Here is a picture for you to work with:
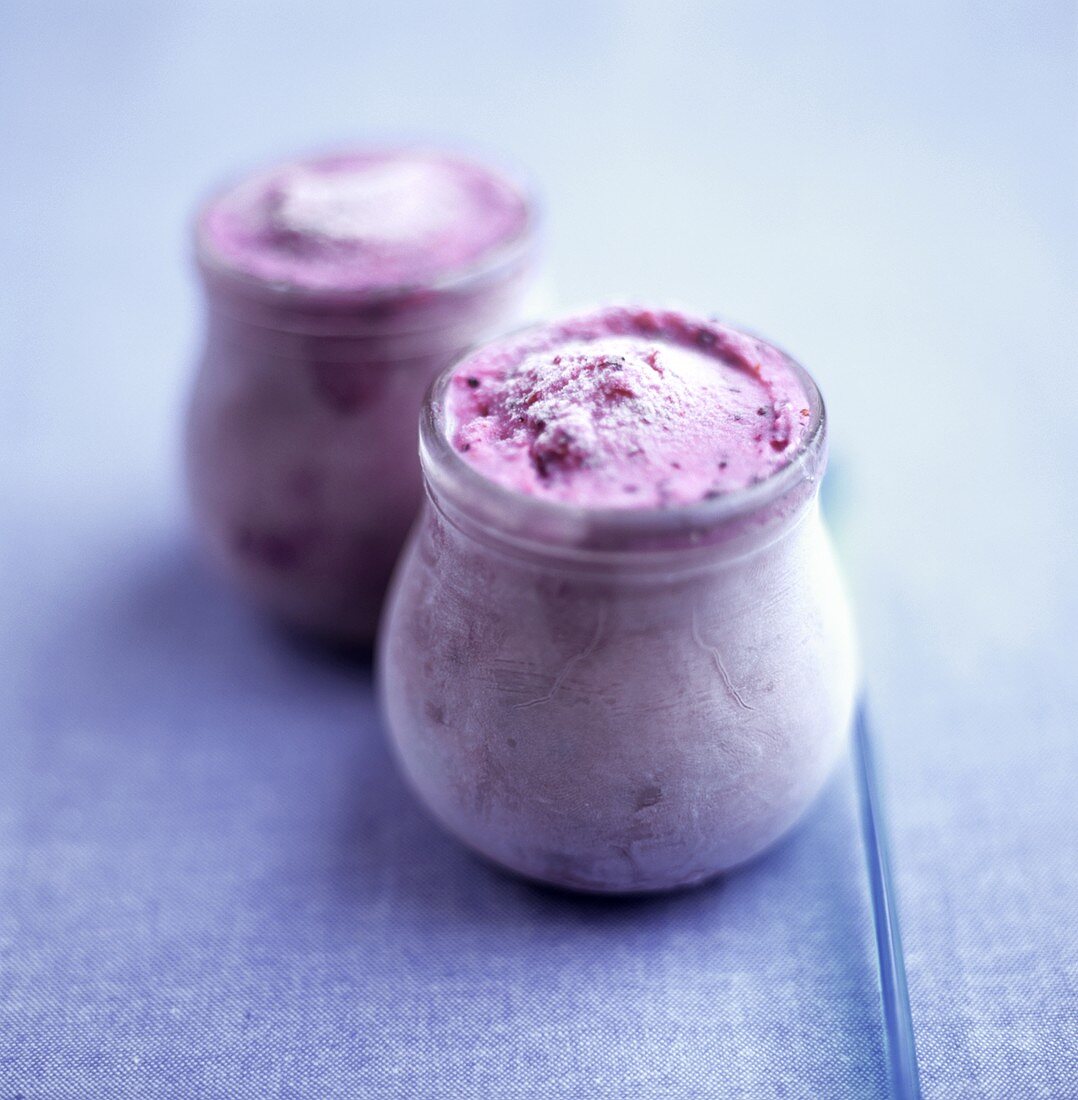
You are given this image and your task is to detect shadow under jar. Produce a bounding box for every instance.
[378,307,857,893]
[185,148,538,644]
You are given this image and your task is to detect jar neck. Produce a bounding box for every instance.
[418,338,829,575]
[201,250,537,360]
[426,474,824,579]
[421,444,828,579]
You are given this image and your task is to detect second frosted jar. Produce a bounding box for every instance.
[379,306,857,893]
[185,147,538,643]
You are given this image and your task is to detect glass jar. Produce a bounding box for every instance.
[184,152,539,644]
[378,350,857,893]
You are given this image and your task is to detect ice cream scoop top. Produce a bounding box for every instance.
[198,149,531,294]
[445,307,812,509]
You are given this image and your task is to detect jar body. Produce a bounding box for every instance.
[184,276,535,644]
[379,497,857,893]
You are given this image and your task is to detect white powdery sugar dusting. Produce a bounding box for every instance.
[271,161,464,245]
[495,338,702,479]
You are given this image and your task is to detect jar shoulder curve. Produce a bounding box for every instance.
[382,502,856,684]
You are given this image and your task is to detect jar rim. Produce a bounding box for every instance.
[192,144,541,321]
[419,309,828,560]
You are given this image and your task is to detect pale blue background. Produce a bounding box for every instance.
[1,3,1075,1097]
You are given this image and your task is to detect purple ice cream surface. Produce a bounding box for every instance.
[445,307,811,509]
[198,148,531,295]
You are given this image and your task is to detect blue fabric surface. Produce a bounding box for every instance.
[1,518,885,1098]
[2,2,1075,1096]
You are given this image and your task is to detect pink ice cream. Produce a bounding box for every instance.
[446,307,810,508]
[379,306,857,893]
[185,148,537,644]
[199,148,530,294]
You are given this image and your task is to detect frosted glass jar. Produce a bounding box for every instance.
[378,346,856,893]
[184,149,538,643]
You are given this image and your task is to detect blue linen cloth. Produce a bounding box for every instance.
[1,520,886,1098]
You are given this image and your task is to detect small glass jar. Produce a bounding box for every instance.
[378,344,857,893]
[184,150,539,644]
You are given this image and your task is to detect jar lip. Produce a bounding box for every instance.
[192,144,541,313]
[420,308,828,554]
